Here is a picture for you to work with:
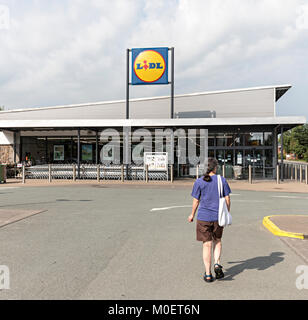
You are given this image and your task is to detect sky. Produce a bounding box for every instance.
[0,0,308,120]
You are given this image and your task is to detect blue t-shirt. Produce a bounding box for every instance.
[191,175,231,222]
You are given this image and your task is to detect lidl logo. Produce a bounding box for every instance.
[131,47,168,85]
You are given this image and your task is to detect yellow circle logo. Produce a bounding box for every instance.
[133,50,166,83]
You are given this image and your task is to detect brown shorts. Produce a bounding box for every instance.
[196,220,224,242]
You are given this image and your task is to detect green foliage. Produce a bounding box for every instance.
[283,124,308,161]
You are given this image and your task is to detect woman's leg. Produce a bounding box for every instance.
[213,239,222,265]
[202,240,213,275]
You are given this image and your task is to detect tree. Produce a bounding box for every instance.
[283,124,308,161]
[0,106,4,111]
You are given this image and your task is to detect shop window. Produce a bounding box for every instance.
[264,132,273,146]
[244,133,263,146]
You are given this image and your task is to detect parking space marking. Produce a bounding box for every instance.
[272,195,308,200]
[150,205,191,212]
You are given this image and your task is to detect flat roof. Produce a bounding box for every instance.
[0,116,305,130]
[0,84,292,114]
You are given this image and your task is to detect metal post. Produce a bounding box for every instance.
[222,164,225,178]
[13,131,17,164]
[121,164,124,182]
[146,164,149,183]
[97,164,100,182]
[196,164,199,179]
[306,165,308,185]
[48,164,52,183]
[170,47,174,119]
[170,164,174,183]
[249,165,252,184]
[295,164,298,181]
[126,49,130,120]
[70,137,73,163]
[96,131,99,165]
[123,127,130,181]
[73,164,76,181]
[277,164,280,184]
[22,164,25,184]
[45,137,48,164]
[77,129,80,179]
[280,125,284,181]
[13,132,18,178]
[300,165,303,183]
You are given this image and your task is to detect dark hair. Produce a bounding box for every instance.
[203,158,218,182]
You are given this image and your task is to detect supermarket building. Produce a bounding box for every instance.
[0,84,306,180]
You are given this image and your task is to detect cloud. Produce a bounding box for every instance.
[0,0,307,119]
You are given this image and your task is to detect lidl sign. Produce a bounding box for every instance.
[131,47,168,85]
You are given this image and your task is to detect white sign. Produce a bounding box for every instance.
[144,152,168,171]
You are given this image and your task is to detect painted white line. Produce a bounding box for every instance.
[271,195,308,200]
[150,205,191,212]
[232,200,263,202]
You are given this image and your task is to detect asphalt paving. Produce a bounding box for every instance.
[0,185,307,299]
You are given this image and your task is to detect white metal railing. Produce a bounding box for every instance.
[22,164,169,182]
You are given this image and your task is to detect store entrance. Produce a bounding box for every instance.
[216,150,233,178]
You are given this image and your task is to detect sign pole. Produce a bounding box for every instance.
[126,49,130,179]
[170,47,174,119]
[126,48,130,120]
[77,128,81,179]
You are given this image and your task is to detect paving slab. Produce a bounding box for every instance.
[3,178,308,194]
[280,237,308,265]
[0,209,46,228]
[270,215,308,236]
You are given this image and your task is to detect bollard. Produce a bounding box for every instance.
[146,164,149,183]
[73,164,76,181]
[276,164,280,184]
[170,164,174,183]
[222,164,225,178]
[306,165,308,185]
[196,165,199,179]
[300,165,303,183]
[248,165,252,184]
[295,164,298,181]
[121,164,124,182]
[48,164,52,183]
[97,165,100,182]
[22,164,25,184]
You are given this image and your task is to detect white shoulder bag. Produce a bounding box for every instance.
[217,175,232,227]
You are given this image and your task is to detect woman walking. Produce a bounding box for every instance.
[188,158,231,283]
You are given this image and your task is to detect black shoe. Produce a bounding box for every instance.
[203,273,214,283]
[214,264,224,279]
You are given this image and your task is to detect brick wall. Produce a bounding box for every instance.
[0,145,14,164]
